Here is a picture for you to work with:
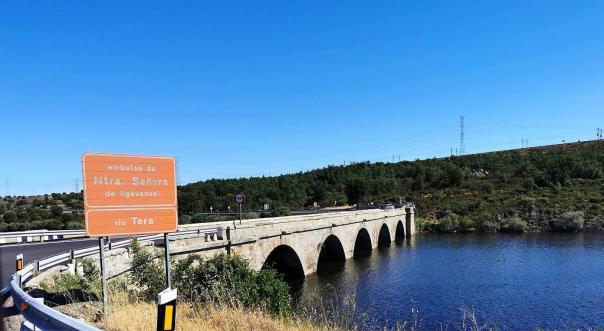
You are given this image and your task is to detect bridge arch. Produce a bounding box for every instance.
[318,234,346,263]
[378,223,391,248]
[354,228,372,253]
[395,220,406,243]
[262,244,305,279]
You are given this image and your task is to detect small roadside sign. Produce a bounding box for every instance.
[234,192,245,223]
[234,192,245,204]
[82,152,178,237]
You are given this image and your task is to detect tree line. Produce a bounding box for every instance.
[2,141,603,232]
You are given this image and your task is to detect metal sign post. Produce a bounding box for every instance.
[235,192,245,224]
[163,233,172,289]
[99,237,108,313]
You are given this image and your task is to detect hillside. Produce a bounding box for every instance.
[178,140,604,232]
[2,140,604,232]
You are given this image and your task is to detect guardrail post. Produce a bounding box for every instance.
[163,233,172,290]
[99,237,108,313]
[226,227,231,256]
[34,260,40,272]
[70,249,77,274]
[16,273,22,289]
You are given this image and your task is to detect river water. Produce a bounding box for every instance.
[294,233,604,330]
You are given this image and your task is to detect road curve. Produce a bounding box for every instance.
[0,238,106,286]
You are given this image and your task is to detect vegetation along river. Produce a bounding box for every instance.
[291,233,604,330]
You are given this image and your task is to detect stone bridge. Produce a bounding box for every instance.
[173,207,415,278]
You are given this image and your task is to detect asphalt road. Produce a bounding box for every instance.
[0,239,102,287]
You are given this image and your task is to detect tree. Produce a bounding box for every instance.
[3,212,17,223]
[345,177,368,204]
[51,206,64,217]
[61,213,73,223]
[445,165,463,187]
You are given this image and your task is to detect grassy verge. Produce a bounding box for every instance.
[96,291,323,331]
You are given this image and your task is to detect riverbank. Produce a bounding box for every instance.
[416,212,604,233]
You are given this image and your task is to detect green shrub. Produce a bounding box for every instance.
[480,182,495,194]
[457,218,477,231]
[477,220,499,232]
[81,258,100,285]
[551,211,584,232]
[270,204,291,217]
[52,273,85,292]
[191,213,206,223]
[436,215,459,232]
[130,241,292,317]
[179,215,192,225]
[130,240,165,301]
[443,164,464,187]
[40,258,100,296]
[172,254,292,317]
[500,217,527,233]
[243,212,259,219]
[416,218,436,232]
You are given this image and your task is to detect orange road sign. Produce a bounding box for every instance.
[82,153,178,237]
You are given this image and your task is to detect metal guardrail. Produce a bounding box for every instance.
[0,286,10,302]
[0,229,87,245]
[0,208,362,246]
[0,225,225,246]
[10,271,101,331]
[2,228,222,330]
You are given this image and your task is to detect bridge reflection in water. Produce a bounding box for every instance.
[253,209,416,298]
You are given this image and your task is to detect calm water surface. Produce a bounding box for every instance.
[294,233,604,330]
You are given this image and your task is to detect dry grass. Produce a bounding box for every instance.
[95,292,330,331]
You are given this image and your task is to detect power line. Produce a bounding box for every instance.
[597,128,603,140]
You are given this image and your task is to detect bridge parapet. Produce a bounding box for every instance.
[223,207,413,275]
[229,208,407,241]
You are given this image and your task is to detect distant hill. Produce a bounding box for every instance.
[178,140,604,232]
[0,192,84,231]
[2,140,604,232]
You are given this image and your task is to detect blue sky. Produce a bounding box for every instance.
[1,1,603,195]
